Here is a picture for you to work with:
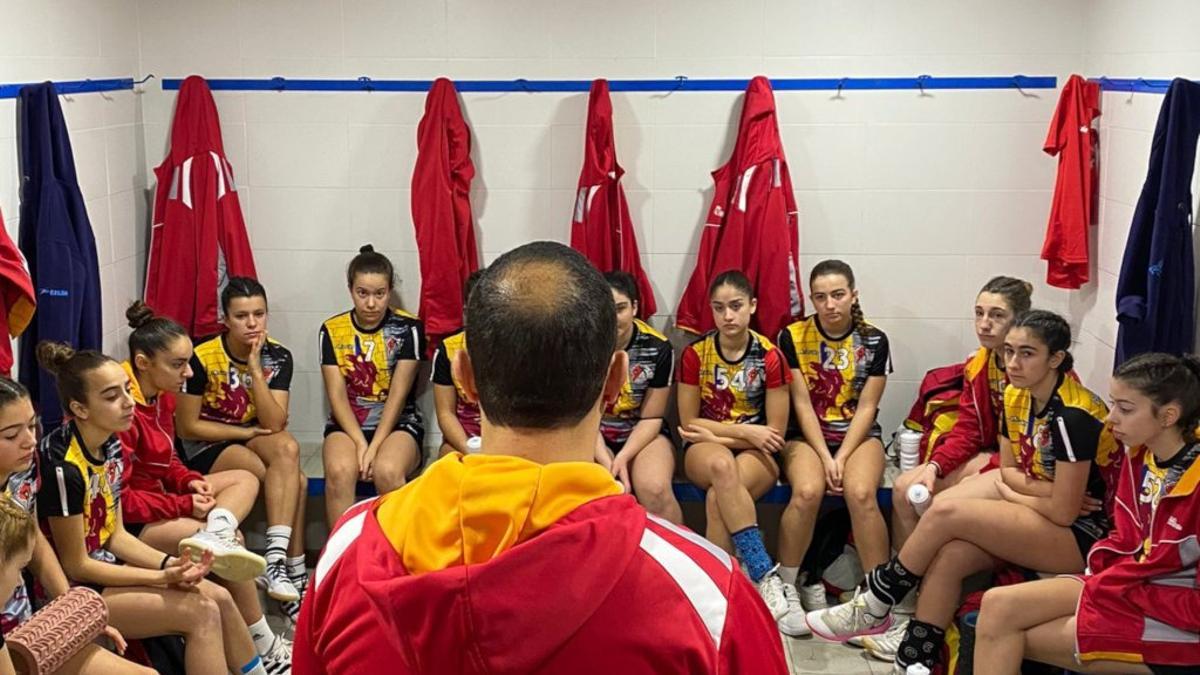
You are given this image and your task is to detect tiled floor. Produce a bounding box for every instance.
[786,636,892,674]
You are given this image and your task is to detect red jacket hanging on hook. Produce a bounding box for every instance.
[145,75,257,338]
[675,76,803,338]
[571,79,657,317]
[1041,74,1100,289]
[412,78,479,347]
[0,210,34,377]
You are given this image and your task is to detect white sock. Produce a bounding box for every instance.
[286,555,308,584]
[205,507,238,537]
[778,565,799,586]
[265,526,291,565]
[863,588,891,618]
[247,616,274,656]
[241,655,267,675]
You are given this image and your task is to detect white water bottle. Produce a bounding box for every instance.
[466,436,482,454]
[897,429,923,472]
[906,665,930,675]
[907,483,932,516]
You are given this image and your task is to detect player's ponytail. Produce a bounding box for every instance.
[127,301,188,365]
[36,342,116,411]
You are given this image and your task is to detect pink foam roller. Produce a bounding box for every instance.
[7,587,107,674]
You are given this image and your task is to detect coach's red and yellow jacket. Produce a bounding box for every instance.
[1076,444,1200,667]
[295,453,787,675]
[116,361,202,524]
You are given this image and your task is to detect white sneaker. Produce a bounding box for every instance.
[776,583,811,636]
[178,530,266,583]
[862,614,909,662]
[756,567,789,620]
[804,589,892,643]
[261,635,293,674]
[800,582,828,611]
[263,560,301,602]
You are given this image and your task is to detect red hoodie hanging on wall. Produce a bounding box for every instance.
[412,78,479,345]
[144,75,257,338]
[1041,74,1100,290]
[0,210,34,377]
[570,79,657,318]
[675,76,803,339]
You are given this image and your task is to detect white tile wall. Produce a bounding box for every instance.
[27,0,1200,451]
[122,0,1114,448]
[0,0,144,376]
[1078,1,1200,393]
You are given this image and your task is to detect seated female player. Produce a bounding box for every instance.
[774,259,892,637]
[175,277,308,618]
[120,302,291,669]
[0,377,151,674]
[321,245,426,527]
[677,270,792,618]
[594,271,682,523]
[37,342,277,675]
[806,311,1121,674]
[433,269,484,458]
[858,276,1032,660]
[975,352,1200,675]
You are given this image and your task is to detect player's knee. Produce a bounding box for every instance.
[373,461,407,493]
[636,479,673,509]
[277,436,300,464]
[323,455,358,489]
[227,468,258,489]
[844,481,878,510]
[707,454,738,486]
[977,586,1019,636]
[787,481,823,511]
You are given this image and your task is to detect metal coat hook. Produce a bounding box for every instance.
[917,74,932,97]
[672,75,688,92]
[1012,74,1035,98]
[514,78,533,93]
[832,77,847,100]
[133,74,155,85]
[357,76,374,92]
[270,76,287,92]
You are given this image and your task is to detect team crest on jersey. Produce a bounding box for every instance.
[630,364,652,386]
[105,457,121,489]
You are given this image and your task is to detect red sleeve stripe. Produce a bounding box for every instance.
[646,514,732,572]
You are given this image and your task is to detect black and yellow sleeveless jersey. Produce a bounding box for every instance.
[320,308,425,431]
[777,316,891,443]
[37,421,123,564]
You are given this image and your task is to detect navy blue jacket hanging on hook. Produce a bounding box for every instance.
[1115,78,1200,365]
[15,82,103,428]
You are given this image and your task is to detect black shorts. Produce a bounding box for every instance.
[603,427,672,454]
[180,441,237,476]
[324,422,426,480]
[323,421,425,447]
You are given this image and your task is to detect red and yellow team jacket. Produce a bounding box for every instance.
[927,347,1006,476]
[1076,444,1200,668]
[116,361,203,524]
[295,453,787,674]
